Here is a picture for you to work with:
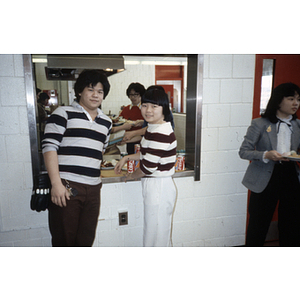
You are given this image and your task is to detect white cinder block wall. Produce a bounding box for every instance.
[0,55,51,246]
[0,54,254,246]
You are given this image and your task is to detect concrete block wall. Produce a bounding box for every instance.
[0,54,51,246]
[0,54,254,246]
[171,54,254,246]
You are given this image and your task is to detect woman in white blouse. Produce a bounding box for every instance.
[239,82,300,246]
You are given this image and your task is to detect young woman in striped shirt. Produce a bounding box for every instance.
[114,87,177,246]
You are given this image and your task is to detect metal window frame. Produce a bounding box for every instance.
[23,54,40,177]
[186,54,203,181]
[24,54,203,182]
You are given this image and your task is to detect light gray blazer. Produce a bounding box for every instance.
[239,117,300,193]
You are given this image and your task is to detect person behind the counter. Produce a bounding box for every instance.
[42,69,112,247]
[114,86,177,246]
[114,82,146,154]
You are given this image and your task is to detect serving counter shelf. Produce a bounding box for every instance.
[101,154,194,184]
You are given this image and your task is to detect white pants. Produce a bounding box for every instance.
[141,177,176,247]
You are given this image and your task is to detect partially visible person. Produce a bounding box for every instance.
[114,86,177,246]
[42,69,112,247]
[116,82,146,154]
[37,93,50,125]
[239,82,300,246]
[36,88,42,100]
[37,92,50,142]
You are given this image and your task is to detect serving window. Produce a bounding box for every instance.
[24,54,203,183]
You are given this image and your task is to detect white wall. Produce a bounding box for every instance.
[0,54,51,246]
[94,54,255,247]
[0,54,254,246]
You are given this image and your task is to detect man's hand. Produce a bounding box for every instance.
[50,182,70,207]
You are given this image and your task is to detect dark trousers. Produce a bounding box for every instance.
[48,180,102,247]
[246,162,300,246]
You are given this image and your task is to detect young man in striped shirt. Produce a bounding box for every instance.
[42,70,112,246]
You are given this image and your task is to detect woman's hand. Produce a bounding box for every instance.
[124,168,145,182]
[122,131,136,142]
[50,182,70,207]
[124,172,134,182]
[114,157,127,174]
[264,150,289,162]
[122,122,134,131]
[133,119,144,127]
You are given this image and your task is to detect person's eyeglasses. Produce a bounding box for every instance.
[129,93,140,97]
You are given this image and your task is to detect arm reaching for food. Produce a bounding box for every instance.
[133,119,145,127]
[122,127,147,143]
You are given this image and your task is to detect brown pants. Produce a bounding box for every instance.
[48,180,102,247]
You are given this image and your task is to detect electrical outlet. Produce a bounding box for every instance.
[119,212,128,226]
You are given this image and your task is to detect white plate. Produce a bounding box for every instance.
[101,166,115,170]
[101,159,118,169]
[283,156,300,161]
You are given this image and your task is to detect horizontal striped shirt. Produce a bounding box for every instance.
[140,122,177,177]
[42,101,112,185]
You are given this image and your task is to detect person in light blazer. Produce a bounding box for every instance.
[239,82,300,246]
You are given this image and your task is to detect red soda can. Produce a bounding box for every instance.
[127,160,135,173]
[175,155,185,171]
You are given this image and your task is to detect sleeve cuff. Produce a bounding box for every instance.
[262,151,269,163]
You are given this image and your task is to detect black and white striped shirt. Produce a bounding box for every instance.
[140,122,177,177]
[42,101,112,185]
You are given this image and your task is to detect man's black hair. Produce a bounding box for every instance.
[74,69,110,101]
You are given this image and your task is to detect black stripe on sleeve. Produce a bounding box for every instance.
[42,133,64,144]
[46,114,67,128]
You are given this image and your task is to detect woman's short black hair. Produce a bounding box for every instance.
[262,82,300,122]
[142,86,172,122]
[38,92,50,103]
[126,82,146,98]
[74,69,110,101]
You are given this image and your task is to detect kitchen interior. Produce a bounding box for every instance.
[31,54,193,181]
